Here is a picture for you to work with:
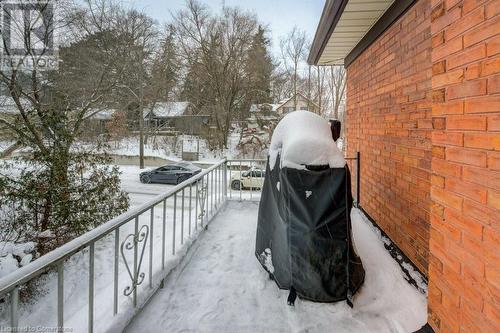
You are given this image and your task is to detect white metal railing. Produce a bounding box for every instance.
[0,159,264,332]
[0,160,227,332]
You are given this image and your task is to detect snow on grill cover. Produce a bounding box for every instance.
[255,111,365,303]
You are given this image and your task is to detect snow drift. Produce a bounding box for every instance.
[269,111,345,170]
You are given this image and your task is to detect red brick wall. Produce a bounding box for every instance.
[345,0,433,275]
[429,0,500,331]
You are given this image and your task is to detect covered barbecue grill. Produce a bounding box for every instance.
[255,111,365,305]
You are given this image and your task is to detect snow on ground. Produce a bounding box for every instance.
[269,111,345,170]
[126,202,427,333]
[0,140,15,153]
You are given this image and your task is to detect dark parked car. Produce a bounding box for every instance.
[139,162,201,185]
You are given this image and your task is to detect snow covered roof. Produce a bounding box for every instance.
[269,110,345,170]
[91,109,116,120]
[275,92,319,111]
[145,102,190,118]
[249,103,279,113]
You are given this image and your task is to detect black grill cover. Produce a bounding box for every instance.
[255,156,365,302]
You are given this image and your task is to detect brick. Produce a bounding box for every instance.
[487,74,500,93]
[483,227,500,256]
[464,15,500,47]
[445,6,485,40]
[432,68,464,87]
[447,44,486,69]
[444,208,483,239]
[432,36,463,62]
[432,117,446,129]
[432,60,446,75]
[486,35,500,56]
[433,158,462,177]
[485,263,500,292]
[462,0,487,14]
[431,2,445,22]
[464,198,493,224]
[463,165,500,188]
[446,79,487,99]
[464,132,500,149]
[432,130,464,146]
[446,146,487,167]
[432,5,462,34]
[465,96,500,113]
[433,88,446,102]
[445,176,488,202]
[446,115,487,130]
[432,31,445,48]
[433,100,464,115]
[432,174,445,188]
[431,214,462,242]
[432,146,446,159]
[488,115,500,131]
[483,301,500,330]
[486,0,500,19]
[487,189,500,210]
[481,57,500,76]
[487,151,500,170]
[465,63,482,80]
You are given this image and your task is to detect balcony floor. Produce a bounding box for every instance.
[125,201,427,333]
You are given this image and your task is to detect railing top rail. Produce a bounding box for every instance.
[0,159,227,296]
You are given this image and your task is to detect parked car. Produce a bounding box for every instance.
[230,168,265,190]
[139,162,201,185]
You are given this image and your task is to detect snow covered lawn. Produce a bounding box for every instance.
[125,202,427,333]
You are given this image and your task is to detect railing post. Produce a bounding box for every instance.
[250,161,253,200]
[173,193,177,255]
[211,170,214,215]
[10,287,19,330]
[181,189,185,245]
[57,262,64,330]
[356,151,360,207]
[195,181,199,231]
[149,207,154,288]
[229,161,232,199]
[214,166,218,209]
[132,218,138,307]
[239,161,242,201]
[113,228,119,315]
[89,242,95,332]
[205,176,209,224]
[224,161,228,200]
[189,184,192,236]
[162,199,166,270]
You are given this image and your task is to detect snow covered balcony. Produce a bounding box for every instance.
[0,159,428,332]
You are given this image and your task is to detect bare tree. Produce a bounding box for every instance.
[280,27,307,110]
[329,65,346,120]
[175,0,258,148]
[0,0,137,253]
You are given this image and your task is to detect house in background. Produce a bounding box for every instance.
[274,92,319,115]
[249,103,279,115]
[143,101,210,135]
[309,0,499,332]
[143,102,193,128]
